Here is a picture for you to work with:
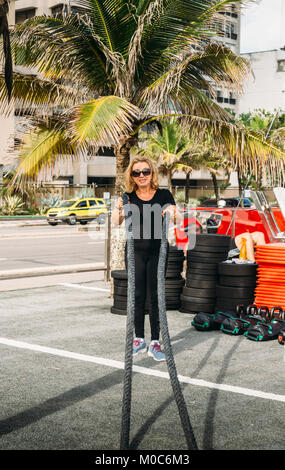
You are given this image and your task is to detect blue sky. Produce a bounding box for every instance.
[240,0,284,53]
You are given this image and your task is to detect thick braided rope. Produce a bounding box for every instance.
[120,193,135,450]
[158,213,198,450]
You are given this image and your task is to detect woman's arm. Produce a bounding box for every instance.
[111,197,125,226]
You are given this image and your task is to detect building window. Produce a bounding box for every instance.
[51,4,66,16]
[277,60,285,72]
[15,8,36,24]
[51,4,87,16]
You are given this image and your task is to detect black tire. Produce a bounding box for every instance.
[169,245,184,253]
[195,234,231,247]
[111,270,128,280]
[188,245,230,253]
[48,222,58,226]
[111,306,126,315]
[165,278,185,286]
[219,275,257,287]
[188,256,226,264]
[186,279,217,289]
[181,294,216,304]
[114,286,128,296]
[113,293,128,302]
[183,286,216,297]
[166,273,183,279]
[186,274,218,282]
[113,280,128,288]
[79,220,88,225]
[216,285,256,299]
[218,262,258,277]
[113,300,128,310]
[66,215,77,225]
[187,261,219,270]
[188,250,228,259]
[187,268,218,276]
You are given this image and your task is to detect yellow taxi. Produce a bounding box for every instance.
[46,198,107,226]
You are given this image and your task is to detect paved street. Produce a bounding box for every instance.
[0,271,284,453]
[0,221,105,271]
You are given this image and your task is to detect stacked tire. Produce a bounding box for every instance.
[180,234,231,314]
[110,246,185,314]
[165,246,185,310]
[111,270,129,315]
[216,262,258,313]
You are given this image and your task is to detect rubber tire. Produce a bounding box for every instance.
[165,278,185,286]
[187,250,228,259]
[188,256,226,264]
[187,261,219,270]
[188,245,229,253]
[113,280,128,289]
[48,222,58,226]
[79,220,88,225]
[186,268,218,276]
[218,275,256,287]
[111,270,128,280]
[114,286,128,296]
[195,234,231,246]
[66,215,77,225]
[111,306,126,315]
[183,286,216,297]
[216,285,256,299]
[186,279,217,289]
[186,274,218,281]
[218,262,258,277]
[181,294,216,304]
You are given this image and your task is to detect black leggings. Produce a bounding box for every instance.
[125,243,164,341]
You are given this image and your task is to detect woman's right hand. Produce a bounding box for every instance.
[116,197,123,211]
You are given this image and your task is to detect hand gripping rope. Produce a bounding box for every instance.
[120,193,198,450]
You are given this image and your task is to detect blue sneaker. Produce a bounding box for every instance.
[148,341,166,361]
[133,338,147,356]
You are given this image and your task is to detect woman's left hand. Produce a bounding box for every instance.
[162,205,176,220]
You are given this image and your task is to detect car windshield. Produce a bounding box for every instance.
[58,200,76,208]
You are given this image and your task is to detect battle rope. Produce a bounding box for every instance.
[120,194,198,450]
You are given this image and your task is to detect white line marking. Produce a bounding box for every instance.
[0,337,284,403]
[58,283,110,292]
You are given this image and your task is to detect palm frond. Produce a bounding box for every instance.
[9,127,79,188]
[0,72,91,115]
[71,95,140,146]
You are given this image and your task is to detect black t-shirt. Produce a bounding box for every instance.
[125,188,175,250]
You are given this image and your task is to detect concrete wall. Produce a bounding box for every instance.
[237,49,285,115]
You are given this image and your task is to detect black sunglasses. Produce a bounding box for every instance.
[131,168,151,178]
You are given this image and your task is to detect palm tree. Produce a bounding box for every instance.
[0,0,284,193]
[135,119,198,191]
[0,0,12,100]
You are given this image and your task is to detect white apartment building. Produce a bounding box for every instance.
[237,49,285,115]
[6,1,241,190]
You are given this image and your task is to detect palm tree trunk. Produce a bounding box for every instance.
[211,172,220,201]
[185,170,191,204]
[114,135,138,195]
[167,169,172,192]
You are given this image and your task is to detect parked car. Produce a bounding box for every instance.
[199,197,253,208]
[46,198,107,226]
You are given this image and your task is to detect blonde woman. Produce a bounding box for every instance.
[112,156,178,361]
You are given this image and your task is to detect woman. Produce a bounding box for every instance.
[112,156,179,361]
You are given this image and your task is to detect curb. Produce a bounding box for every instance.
[0,263,106,280]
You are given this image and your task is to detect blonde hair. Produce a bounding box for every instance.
[124,156,159,193]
